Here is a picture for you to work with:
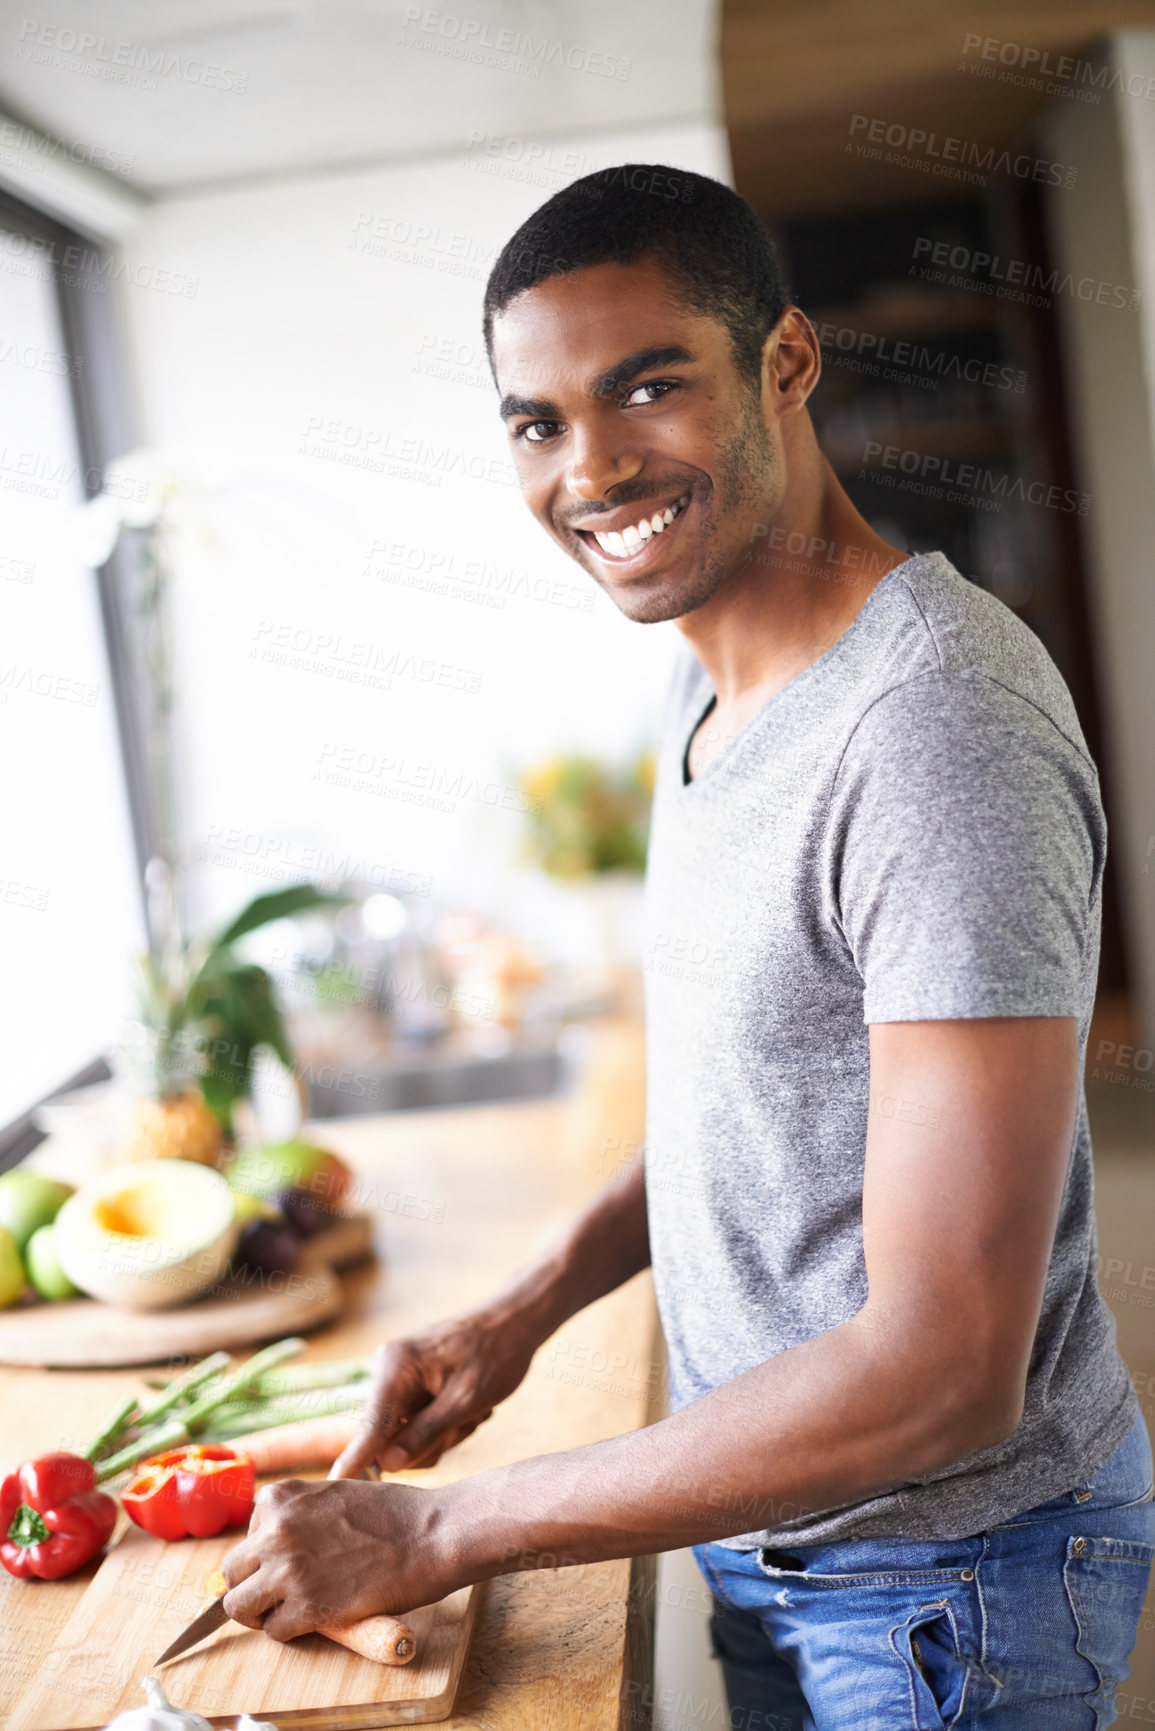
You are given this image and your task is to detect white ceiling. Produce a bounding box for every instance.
[0,0,719,196]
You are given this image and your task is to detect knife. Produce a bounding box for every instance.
[155,1591,229,1665]
[155,1582,418,1667]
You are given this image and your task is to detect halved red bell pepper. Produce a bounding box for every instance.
[0,1452,117,1580]
[122,1444,254,1540]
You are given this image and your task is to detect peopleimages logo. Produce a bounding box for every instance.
[15,17,249,91]
[960,33,1155,104]
[847,114,1077,189]
[815,321,1027,393]
[861,441,1091,516]
[399,7,631,80]
[0,116,135,177]
[912,238,1140,312]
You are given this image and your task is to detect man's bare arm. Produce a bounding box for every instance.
[443,1015,1077,1563]
[226,1017,1077,1636]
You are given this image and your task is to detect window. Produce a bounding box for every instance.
[0,193,145,1143]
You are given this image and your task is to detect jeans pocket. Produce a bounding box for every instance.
[890,1600,992,1729]
[757,1553,977,1590]
[1063,1535,1155,1724]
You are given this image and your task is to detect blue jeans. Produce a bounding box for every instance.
[694,1413,1155,1729]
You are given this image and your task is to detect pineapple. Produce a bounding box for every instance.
[127,1087,222,1167]
[124,861,222,1167]
[118,862,336,1164]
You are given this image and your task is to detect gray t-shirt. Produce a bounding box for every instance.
[643,550,1138,1547]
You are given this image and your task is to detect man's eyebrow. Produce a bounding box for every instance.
[498,346,696,421]
[591,345,695,398]
[499,391,558,421]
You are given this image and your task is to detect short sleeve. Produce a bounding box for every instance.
[826,673,1105,1024]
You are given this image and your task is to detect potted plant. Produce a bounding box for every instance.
[123,874,346,1163]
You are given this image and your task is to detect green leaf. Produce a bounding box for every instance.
[188,962,295,1132]
[196,966,293,1066]
[210,883,347,950]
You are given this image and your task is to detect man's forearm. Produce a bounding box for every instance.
[480,1152,650,1346]
[425,1303,1011,1584]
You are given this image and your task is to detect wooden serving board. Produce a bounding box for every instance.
[0,1215,374,1368]
[6,1516,478,1730]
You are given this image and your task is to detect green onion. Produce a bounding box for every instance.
[136,1351,232,1425]
[250,1360,370,1396]
[84,1395,141,1463]
[179,1337,306,1434]
[93,1417,188,1483]
[206,1389,365,1429]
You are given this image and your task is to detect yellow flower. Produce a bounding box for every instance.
[521,757,566,802]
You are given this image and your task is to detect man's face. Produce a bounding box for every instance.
[490,256,783,624]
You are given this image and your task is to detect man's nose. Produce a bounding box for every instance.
[566,425,643,502]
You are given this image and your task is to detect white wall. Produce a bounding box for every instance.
[114,121,730,943]
[1042,35,1155,1043]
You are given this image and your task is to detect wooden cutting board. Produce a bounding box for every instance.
[0,1215,373,1368]
[6,1516,478,1730]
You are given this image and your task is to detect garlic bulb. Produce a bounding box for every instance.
[104,1676,213,1731]
[236,1717,279,1730]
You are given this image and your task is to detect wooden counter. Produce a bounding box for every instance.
[0,1013,658,1730]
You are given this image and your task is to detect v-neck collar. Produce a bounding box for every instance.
[678,555,919,789]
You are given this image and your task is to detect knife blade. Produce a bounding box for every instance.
[154,1592,229,1665]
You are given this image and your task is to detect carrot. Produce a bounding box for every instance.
[204,1569,418,1666]
[318,1614,417,1665]
[232,1414,360,1474]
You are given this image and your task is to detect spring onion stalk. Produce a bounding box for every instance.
[205,1389,366,1431]
[84,1395,141,1463]
[179,1337,306,1434]
[250,1360,370,1396]
[136,1351,232,1425]
[93,1416,188,1483]
[204,1384,366,1419]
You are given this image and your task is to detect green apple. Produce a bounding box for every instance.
[225,1141,349,1207]
[0,1171,73,1250]
[25,1224,80,1301]
[0,1226,26,1308]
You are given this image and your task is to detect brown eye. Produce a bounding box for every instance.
[625,381,677,406]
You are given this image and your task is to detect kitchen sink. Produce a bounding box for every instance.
[304,1030,585,1119]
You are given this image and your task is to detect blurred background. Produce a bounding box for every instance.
[2,1,1155,1721]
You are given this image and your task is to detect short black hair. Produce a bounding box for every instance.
[483,164,790,383]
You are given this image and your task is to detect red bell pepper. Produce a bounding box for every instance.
[121,1444,254,1540]
[0,1452,117,1580]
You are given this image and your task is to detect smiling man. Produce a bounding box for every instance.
[224,167,1154,1728]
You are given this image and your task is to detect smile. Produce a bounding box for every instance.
[575,493,691,563]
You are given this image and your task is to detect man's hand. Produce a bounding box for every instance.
[221,1477,453,1642]
[331,1305,541,1480]
[331,1152,651,1481]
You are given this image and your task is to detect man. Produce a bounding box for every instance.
[224,168,1153,1727]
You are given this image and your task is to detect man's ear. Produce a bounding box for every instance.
[762,307,821,418]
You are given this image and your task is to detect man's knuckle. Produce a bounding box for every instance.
[379,1339,412,1372]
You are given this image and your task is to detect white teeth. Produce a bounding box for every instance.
[591,495,688,556]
